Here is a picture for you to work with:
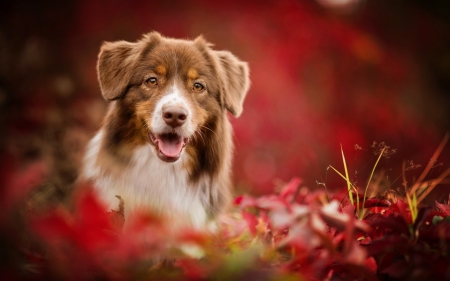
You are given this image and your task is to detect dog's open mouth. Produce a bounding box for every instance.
[149,132,189,162]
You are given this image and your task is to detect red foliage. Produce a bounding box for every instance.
[0,155,449,280]
[436,201,450,216]
[235,180,450,280]
[235,182,378,281]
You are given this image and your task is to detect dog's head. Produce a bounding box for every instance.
[97,32,250,163]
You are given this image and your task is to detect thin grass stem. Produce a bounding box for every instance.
[359,147,386,219]
[410,133,449,195]
[340,144,353,205]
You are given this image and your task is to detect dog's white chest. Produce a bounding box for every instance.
[83,131,208,229]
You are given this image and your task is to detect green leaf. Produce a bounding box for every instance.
[432,215,443,225]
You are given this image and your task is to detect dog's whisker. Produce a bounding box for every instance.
[199,125,220,139]
[194,128,206,144]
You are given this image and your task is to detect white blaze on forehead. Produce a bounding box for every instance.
[150,84,194,135]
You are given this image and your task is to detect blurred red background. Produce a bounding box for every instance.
[1,0,449,199]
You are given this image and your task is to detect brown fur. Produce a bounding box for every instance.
[81,31,250,228]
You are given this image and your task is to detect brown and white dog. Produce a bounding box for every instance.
[80,32,250,231]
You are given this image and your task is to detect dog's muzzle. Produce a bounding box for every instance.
[149,105,190,162]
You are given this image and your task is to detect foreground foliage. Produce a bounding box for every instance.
[1,159,450,281]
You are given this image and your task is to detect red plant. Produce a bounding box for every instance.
[1,155,449,281]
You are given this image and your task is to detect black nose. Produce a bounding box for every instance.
[162,106,188,127]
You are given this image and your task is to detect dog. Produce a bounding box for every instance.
[80,32,250,231]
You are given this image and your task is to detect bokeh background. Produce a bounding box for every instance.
[1,0,449,203]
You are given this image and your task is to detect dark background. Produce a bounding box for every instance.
[1,0,449,203]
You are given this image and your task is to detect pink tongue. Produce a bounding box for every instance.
[157,138,184,157]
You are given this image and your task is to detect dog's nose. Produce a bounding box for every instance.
[162,106,188,127]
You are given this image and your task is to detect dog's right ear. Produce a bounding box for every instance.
[97,40,139,100]
[97,32,162,100]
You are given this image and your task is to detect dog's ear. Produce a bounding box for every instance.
[215,51,250,117]
[97,40,139,100]
[97,32,162,100]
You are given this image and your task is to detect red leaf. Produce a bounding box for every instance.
[76,191,110,230]
[343,241,367,265]
[364,257,377,272]
[436,201,450,216]
[363,234,409,256]
[321,201,369,233]
[342,200,356,215]
[270,208,293,230]
[178,229,209,246]
[279,177,302,199]
[242,211,258,235]
[256,195,290,211]
[367,206,387,214]
[32,211,74,240]
[391,199,412,224]
[176,258,207,279]
[234,195,244,205]
[33,190,118,253]
[74,191,116,251]
[235,195,257,209]
[365,213,410,239]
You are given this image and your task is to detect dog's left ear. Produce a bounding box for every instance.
[215,51,250,117]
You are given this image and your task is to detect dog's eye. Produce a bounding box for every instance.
[145,77,158,86]
[193,82,204,91]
